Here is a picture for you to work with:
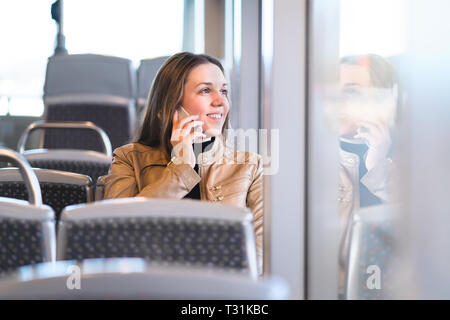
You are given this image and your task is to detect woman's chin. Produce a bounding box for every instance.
[204,127,222,137]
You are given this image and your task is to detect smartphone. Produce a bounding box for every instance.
[178,106,204,143]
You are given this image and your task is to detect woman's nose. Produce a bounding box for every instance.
[212,91,226,106]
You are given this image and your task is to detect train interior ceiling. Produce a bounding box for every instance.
[1,0,450,300]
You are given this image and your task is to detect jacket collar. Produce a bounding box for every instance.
[197,135,230,166]
[137,136,233,166]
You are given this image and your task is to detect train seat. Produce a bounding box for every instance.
[0,148,56,275]
[0,258,289,299]
[18,121,112,186]
[345,205,400,299]
[43,53,136,151]
[94,175,106,201]
[0,168,94,223]
[136,56,169,123]
[57,198,259,278]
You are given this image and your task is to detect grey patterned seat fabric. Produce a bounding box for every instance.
[43,54,136,151]
[0,168,93,222]
[28,159,108,189]
[0,218,45,274]
[23,150,111,189]
[62,217,246,269]
[0,198,55,276]
[58,199,258,278]
[345,205,400,300]
[44,104,131,152]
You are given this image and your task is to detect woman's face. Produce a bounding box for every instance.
[181,63,229,137]
[339,64,372,136]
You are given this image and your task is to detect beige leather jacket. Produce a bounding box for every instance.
[103,137,263,273]
[338,147,396,293]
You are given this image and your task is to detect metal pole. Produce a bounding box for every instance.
[53,0,68,55]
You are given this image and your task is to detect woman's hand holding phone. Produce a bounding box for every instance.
[353,119,392,171]
[170,109,206,168]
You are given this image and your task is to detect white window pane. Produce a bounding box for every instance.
[9,97,44,117]
[319,0,408,299]
[0,0,55,116]
[64,0,184,64]
[340,0,407,57]
[0,97,8,116]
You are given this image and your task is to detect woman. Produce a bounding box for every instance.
[337,54,399,295]
[338,54,398,224]
[103,52,263,273]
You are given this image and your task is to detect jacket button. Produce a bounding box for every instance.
[215,196,224,201]
[210,185,222,191]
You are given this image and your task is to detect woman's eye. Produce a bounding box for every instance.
[221,89,228,96]
[200,88,211,94]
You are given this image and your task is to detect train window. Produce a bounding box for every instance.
[64,0,184,63]
[309,0,407,299]
[0,0,55,117]
[336,0,406,299]
[340,0,407,57]
[0,97,8,116]
[7,97,44,117]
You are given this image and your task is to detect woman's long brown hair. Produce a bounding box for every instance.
[136,52,230,158]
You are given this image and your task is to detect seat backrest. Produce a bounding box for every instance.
[95,175,106,201]
[57,198,258,278]
[43,54,137,150]
[345,205,400,300]
[23,149,111,189]
[136,56,169,120]
[0,198,55,275]
[0,168,93,222]
[0,258,289,299]
[0,147,55,275]
[18,120,112,158]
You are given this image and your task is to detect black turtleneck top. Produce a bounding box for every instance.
[340,140,382,207]
[183,137,215,200]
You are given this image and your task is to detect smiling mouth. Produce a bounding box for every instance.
[207,113,223,119]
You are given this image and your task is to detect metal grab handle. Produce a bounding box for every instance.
[0,147,43,206]
[17,120,113,157]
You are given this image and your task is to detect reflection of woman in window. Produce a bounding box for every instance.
[102,52,263,273]
[338,54,398,292]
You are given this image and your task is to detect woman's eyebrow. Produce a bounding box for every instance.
[344,83,361,87]
[196,82,213,87]
[195,82,228,88]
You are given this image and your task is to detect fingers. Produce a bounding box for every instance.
[171,130,207,163]
[355,120,389,139]
[174,114,200,130]
[189,130,207,142]
[181,121,203,137]
[171,120,204,145]
[359,119,389,133]
[354,120,391,149]
[357,121,381,136]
